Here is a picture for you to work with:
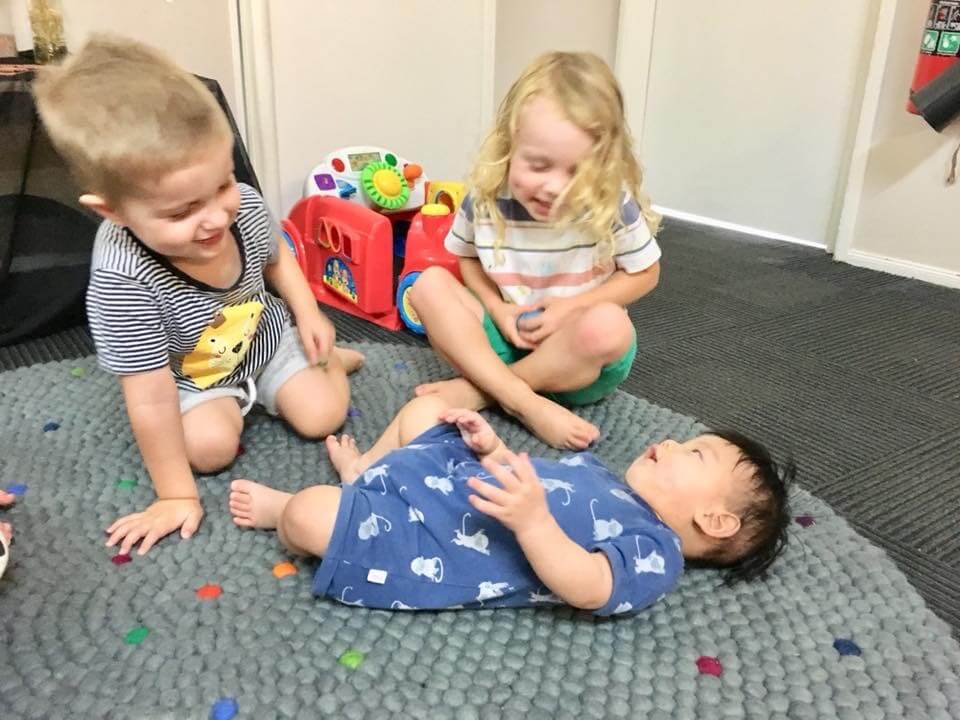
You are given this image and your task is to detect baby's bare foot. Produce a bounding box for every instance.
[325,434,365,484]
[229,480,292,529]
[334,347,365,375]
[509,393,600,450]
[414,377,489,411]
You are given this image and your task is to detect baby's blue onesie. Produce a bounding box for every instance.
[312,424,683,615]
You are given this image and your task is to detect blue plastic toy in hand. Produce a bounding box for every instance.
[516,308,544,332]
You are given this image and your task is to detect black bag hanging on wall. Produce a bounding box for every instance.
[0,69,259,347]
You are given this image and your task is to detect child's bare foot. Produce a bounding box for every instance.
[0,521,11,544]
[229,480,292,529]
[415,377,489,411]
[508,393,600,450]
[334,347,365,374]
[325,434,365,484]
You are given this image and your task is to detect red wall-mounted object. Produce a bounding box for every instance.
[908,1,960,113]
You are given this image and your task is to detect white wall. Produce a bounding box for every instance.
[0,3,14,35]
[838,0,960,284]
[493,0,620,107]
[263,1,491,215]
[238,0,636,219]
[4,0,33,51]
[59,0,243,134]
[634,1,878,247]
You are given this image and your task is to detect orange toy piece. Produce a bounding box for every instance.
[272,561,297,579]
[196,583,223,600]
[403,163,423,188]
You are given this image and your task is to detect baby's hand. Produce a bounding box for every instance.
[467,451,551,536]
[105,498,203,556]
[439,408,502,457]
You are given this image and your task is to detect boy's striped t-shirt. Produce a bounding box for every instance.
[86,183,289,392]
[444,191,661,306]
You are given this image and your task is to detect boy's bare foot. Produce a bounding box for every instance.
[325,434,365,484]
[334,347,365,375]
[229,480,292,529]
[415,377,489,411]
[0,521,11,543]
[508,393,600,450]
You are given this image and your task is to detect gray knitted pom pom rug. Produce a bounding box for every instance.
[1,343,958,720]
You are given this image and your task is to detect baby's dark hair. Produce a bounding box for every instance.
[690,429,793,584]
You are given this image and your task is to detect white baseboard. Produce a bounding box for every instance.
[841,249,960,289]
[654,206,827,250]
[655,205,960,289]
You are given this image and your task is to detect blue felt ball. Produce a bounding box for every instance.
[833,638,861,657]
[516,309,544,326]
[210,697,238,720]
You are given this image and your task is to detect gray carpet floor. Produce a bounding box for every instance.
[2,217,958,637]
[3,345,959,720]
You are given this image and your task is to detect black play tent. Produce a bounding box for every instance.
[0,68,259,346]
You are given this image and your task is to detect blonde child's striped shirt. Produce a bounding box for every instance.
[444,191,660,306]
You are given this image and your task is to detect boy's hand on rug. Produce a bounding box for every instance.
[468,452,551,535]
[440,408,502,457]
[517,295,577,346]
[489,301,538,350]
[296,308,336,366]
[105,498,204,556]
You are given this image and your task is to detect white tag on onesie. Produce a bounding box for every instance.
[367,568,388,584]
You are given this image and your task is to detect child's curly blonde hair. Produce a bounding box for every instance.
[469,51,660,263]
[33,34,231,204]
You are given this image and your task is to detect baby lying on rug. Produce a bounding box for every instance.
[229,395,791,614]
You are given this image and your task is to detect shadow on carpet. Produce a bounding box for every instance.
[0,343,958,720]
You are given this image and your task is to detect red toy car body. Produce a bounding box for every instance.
[281,195,460,333]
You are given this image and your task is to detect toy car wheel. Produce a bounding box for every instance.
[281,229,298,259]
[396,272,425,334]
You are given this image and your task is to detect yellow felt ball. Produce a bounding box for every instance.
[373,169,402,197]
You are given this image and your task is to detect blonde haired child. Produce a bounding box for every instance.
[410,52,661,450]
[34,35,362,556]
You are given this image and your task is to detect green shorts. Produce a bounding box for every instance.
[481,311,637,407]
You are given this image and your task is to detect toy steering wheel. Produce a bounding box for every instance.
[360,161,410,210]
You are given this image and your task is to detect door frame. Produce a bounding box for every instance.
[614,0,658,148]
